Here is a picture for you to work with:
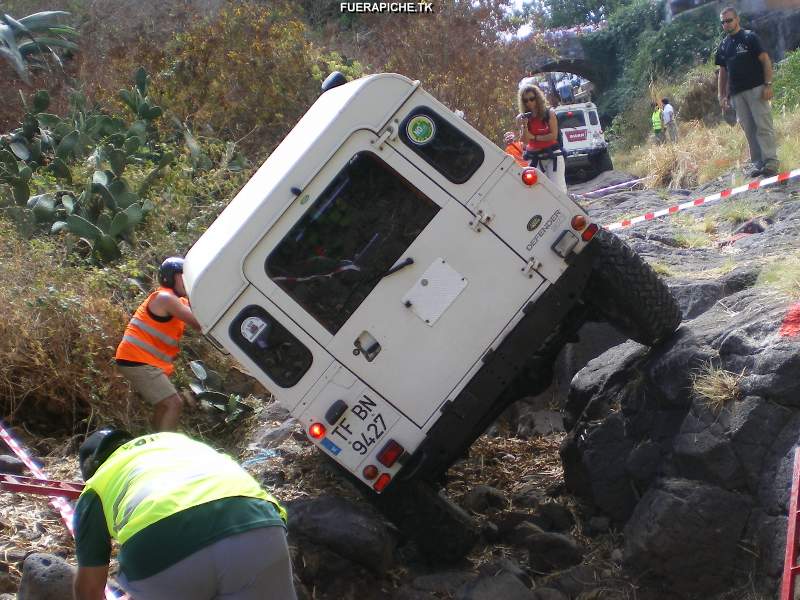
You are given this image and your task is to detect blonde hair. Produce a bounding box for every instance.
[518,85,548,119]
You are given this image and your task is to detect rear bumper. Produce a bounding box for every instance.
[564,146,608,168]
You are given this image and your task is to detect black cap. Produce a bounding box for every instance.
[78,429,133,480]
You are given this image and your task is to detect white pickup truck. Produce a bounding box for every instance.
[183,73,681,559]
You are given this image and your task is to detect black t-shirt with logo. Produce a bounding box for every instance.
[715,30,766,95]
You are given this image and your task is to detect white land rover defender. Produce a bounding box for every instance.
[184,73,680,559]
[555,101,613,178]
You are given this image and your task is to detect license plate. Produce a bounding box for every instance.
[327,394,388,456]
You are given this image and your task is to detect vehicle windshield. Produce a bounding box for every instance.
[266,152,440,334]
[557,111,587,129]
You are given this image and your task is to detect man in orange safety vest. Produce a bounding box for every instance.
[115,257,201,431]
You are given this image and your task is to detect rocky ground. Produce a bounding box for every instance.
[1,168,798,599]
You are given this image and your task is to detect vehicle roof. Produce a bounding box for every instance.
[183,73,419,330]
[554,102,597,112]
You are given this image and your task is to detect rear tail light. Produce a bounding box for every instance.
[363,465,379,480]
[522,169,538,186]
[373,473,392,492]
[376,440,405,468]
[570,215,587,231]
[308,422,326,439]
[581,223,599,241]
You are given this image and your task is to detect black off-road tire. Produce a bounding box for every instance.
[596,148,613,173]
[584,228,682,345]
[372,479,479,562]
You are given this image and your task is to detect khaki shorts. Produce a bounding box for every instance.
[118,364,177,405]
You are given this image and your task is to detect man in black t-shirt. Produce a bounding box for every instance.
[715,7,778,178]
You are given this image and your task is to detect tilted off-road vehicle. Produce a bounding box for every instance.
[183,73,681,559]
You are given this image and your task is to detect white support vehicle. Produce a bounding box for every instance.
[184,73,680,558]
[555,101,614,178]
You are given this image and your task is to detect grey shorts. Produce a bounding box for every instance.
[118,526,296,600]
[118,364,177,405]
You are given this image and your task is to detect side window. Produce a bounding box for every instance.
[399,106,484,184]
[266,152,440,334]
[229,305,313,388]
[589,111,599,126]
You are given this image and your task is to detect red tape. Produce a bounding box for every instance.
[605,168,800,231]
[0,422,122,600]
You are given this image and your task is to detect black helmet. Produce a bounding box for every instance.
[78,428,133,480]
[158,256,185,289]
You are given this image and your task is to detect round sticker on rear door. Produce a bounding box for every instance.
[241,316,270,344]
[406,115,436,145]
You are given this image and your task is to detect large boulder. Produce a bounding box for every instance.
[287,496,396,574]
[623,479,751,596]
[17,553,75,600]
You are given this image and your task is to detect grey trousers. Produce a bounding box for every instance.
[665,121,678,143]
[118,527,297,600]
[732,85,778,169]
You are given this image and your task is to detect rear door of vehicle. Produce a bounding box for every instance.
[242,130,546,428]
[556,109,588,152]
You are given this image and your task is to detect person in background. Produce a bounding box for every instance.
[115,257,201,431]
[516,85,567,193]
[715,6,778,177]
[662,98,678,142]
[73,429,295,600]
[651,101,665,144]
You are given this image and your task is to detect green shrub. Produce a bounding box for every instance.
[155,1,321,157]
[774,49,800,112]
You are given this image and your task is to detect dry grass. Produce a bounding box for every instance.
[712,198,775,226]
[0,220,142,435]
[756,252,800,299]
[614,108,800,189]
[691,361,744,413]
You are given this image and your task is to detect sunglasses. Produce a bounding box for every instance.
[523,97,536,103]
[720,18,735,24]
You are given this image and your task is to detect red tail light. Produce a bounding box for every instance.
[308,423,326,439]
[376,440,405,468]
[581,223,599,241]
[363,465,379,480]
[373,473,392,492]
[570,215,587,231]
[522,169,538,186]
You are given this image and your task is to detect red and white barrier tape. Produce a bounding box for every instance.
[605,168,800,231]
[0,422,120,600]
[575,176,651,198]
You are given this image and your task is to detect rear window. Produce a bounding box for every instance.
[588,111,599,126]
[266,151,440,334]
[229,305,312,388]
[556,111,587,129]
[399,107,484,184]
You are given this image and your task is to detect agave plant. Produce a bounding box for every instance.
[0,11,78,84]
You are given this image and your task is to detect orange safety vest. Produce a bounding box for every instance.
[505,141,528,167]
[115,287,189,375]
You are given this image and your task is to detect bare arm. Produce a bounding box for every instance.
[74,565,108,600]
[718,66,729,107]
[540,110,559,143]
[151,293,202,330]
[758,52,773,100]
[517,115,533,143]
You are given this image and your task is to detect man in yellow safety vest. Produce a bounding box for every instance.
[73,429,296,600]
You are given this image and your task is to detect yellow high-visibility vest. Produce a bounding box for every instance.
[81,432,287,544]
